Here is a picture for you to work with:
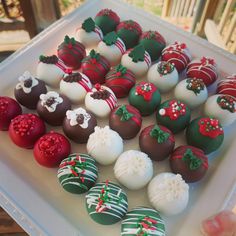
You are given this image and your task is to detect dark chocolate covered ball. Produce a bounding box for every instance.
[169,145,208,183]
[139,124,175,161]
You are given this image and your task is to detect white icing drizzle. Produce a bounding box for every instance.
[40,91,63,112]
[15,71,39,93]
[66,108,91,128]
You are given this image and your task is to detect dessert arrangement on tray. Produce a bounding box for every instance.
[0,8,236,236]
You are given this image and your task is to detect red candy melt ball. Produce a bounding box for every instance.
[9,113,46,149]
[34,131,71,168]
[0,96,22,131]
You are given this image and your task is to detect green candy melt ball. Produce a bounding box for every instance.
[186,117,224,154]
[128,82,161,116]
[156,99,191,133]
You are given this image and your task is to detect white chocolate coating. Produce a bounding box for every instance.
[148,172,189,215]
[114,150,153,190]
[97,38,126,66]
[147,62,179,93]
[36,62,64,88]
[204,94,236,126]
[60,73,92,104]
[174,78,208,109]
[121,51,151,78]
[87,126,123,165]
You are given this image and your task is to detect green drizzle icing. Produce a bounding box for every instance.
[103,31,118,46]
[182,148,203,170]
[150,125,170,144]
[115,105,134,121]
[82,17,95,32]
[128,44,145,62]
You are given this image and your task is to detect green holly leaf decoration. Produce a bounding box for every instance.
[89,49,100,60]
[150,125,170,143]
[115,64,127,75]
[64,35,76,46]
[82,17,95,32]
[115,105,134,121]
[39,55,46,61]
[182,148,203,170]
[103,31,118,46]
[128,44,145,62]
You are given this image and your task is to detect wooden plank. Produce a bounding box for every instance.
[213,0,225,21]
[183,0,191,16]
[161,0,170,17]
[178,0,186,17]
[187,0,196,17]
[223,12,236,44]
[174,0,181,18]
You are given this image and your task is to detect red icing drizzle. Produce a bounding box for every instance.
[135,82,157,101]
[198,118,223,138]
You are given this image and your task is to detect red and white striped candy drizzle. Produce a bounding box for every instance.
[94,26,103,40]
[105,89,117,110]
[56,59,72,74]
[144,51,151,67]
[78,74,92,92]
[115,38,126,54]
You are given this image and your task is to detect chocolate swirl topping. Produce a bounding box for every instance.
[63,73,82,83]
[76,114,84,124]
[39,55,58,64]
[90,90,110,100]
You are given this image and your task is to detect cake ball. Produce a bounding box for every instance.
[109,104,142,139]
[217,74,236,98]
[186,117,224,154]
[57,35,86,70]
[85,181,128,225]
[129,82,161,116]
[139,30,166,61]
[37,91,71,126]
[170,145,208,183]
[81,49,110,84]
[105,64,136,98]
[114,150,153,190]
[161,42,191,72]
[60,72,92,104]
[186,57,218,86]
[147,61,179,93]
[85,84,117,118]
[14,71,47,109]
[57,153,98,194]
[148,172,189,215]
[63,107,97,143]
[121,44,151,77]
[174,78,208,109]
[36,55,67,88]
[204,94,236,126]
[156,99,191,133]
[87,126,123,165]
[97,31,126,66]
[0,96,22,131]
[75,17,103,48]
[95,9,120,35]
[116,20,142,49]
[34,131,71,168]
[9,114,45,149]
[121,207,165,236]
[139,124,175,161]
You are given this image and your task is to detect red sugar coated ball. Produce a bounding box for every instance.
[34,131,71,168]
[0,96,22,131]
[9,113,46,149]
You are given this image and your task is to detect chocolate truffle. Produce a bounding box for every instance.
[186,117,224,154]
[0,96,22,131]
[85,181,128,225]
[60,72,92,104]
[170,145,209,183]
[9,114,46,149]
[128,82,161,116]
[63,107,97,143]
[114,150,153,190]
[14,71,47,109]
[156,99,191,133]
[139,124,175,161]
[57,153,98,194]
[37,91,71,126]
[109,104,142,139]
[34,131,71,167]
[217,74,236,98]
[121,207,165,236]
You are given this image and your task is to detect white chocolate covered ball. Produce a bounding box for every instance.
[60,72,92,104]
[174,78,208,109]
[87,126,123,165]
[147,61,179,93]
[114,150,153,190]
[148,172,189,215]
[204,94,236,126]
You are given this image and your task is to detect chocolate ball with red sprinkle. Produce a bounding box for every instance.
[170,145,208,183]
[81,49,110,84]
[57,35,86,70]
[9,114,46,149]
[34,131,71,168]
[0,96,22,131]
[95,9,120,35]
